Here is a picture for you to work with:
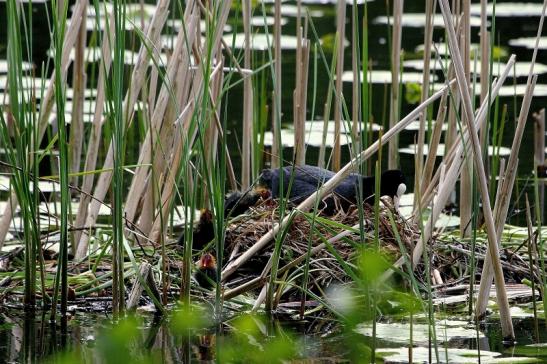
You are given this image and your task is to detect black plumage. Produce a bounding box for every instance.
[177,209,214,251]
[259,165,406,214]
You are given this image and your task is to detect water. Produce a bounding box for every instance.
[0,308,545,362]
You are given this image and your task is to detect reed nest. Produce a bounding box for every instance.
[222,196,420,293]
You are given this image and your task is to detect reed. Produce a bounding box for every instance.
[388,0,403,170]
[241,0,252,188]
[332,0,346,172]
[415,0,435,205]
[475,0,547,319]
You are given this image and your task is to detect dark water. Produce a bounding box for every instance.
[0,308,546,362]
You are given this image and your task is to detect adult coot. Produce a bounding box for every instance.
[259,165,406,213]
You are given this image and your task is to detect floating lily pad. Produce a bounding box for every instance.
[399,204,460,229]
[399,144,512,157]
[404,59,547,77]
[81,2,157,18]
[223,33,299,50]
[47,47,168,67]
[341,70,436,84]
[376,347,538,363]
[264,119,381,148]
[415,43,508,60]
[404,120,448,131]
[430,82,547,97]
[264,129,352,147]
[273,4,325,18]
[0,60,33,74]
[291,120,382,134]
[166,19,233,33]
[250,16,288,27]
[470,3,547,17]
[356,320,483,345]
[373,14,482,28]
[509,37,547,50]
[301,0,370,4]
[0,75,52,92]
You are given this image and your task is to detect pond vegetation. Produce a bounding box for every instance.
[0,0,546,362]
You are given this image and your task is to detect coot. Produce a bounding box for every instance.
[259,165,406,213]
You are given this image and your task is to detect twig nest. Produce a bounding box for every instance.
[223,196,419,289]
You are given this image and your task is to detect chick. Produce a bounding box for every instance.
[194,253,217,289]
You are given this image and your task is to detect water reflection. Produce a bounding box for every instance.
[0,308,545,362]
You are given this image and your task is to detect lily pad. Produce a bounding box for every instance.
[399,144,512,157]
[356,320,483,345]
[273,4,325,18]
[301,0,370,4]
[404,59,547,78]
[0,60,33,74]
[376,347,517,363]
[404,120,448,131]
[166,19,232,33]
[250,16,289,27]
[223,33,299,50]
[470,3,547,17]
[509,37,547,50]
[47,47,169,67]
[342,70,436,84]
[373,14,482,28]
[264,129,352,148]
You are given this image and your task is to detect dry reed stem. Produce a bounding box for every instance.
[138,69,185,240]
[351,3,360,149]
[414,0,435,207]
[241,0,252,188]
[221,81,453,282]
[294,2,304,166]
[75,0,171,259]
[69,1,88,190]
[399,58,514,280]
[534,109,545,222]
[476,0,547,318]
[271,0,282,169]
[388,0,403,170]
[459,0,472,239]
[123,10,197,230]
[479,0,489,148]
[73,12,115,246]
[148,103,196,243]
[476,76,538,318]
[421,92,447,197]
[294,33,309,167]
[410,56,515,225]
[438,0,514,339]
[148,0,234,242]
[332,0,346,172]
[0,0,87,249]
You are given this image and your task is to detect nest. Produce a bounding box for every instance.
[223,196,419,295]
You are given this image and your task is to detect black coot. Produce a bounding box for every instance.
[259,165,406,213]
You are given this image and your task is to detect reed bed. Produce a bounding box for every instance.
[0,0,545,358]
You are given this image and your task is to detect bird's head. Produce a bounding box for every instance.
[380,170,406,200]
[197,253,217,270]
[254,185,271,200]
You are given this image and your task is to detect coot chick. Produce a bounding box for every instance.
[258,165,406,213]
[194,253,217,289]
[177,209,214,251]
[224,186,271,218]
